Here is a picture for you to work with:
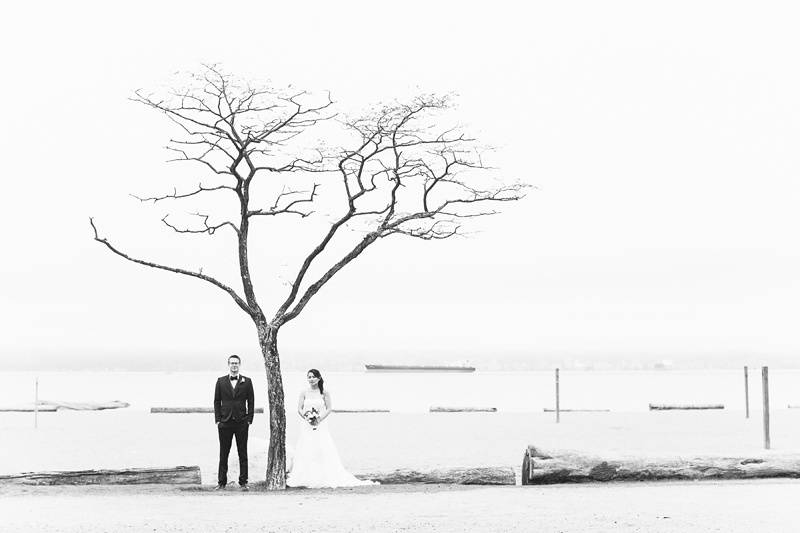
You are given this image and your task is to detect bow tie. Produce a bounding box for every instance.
[229,376,239,381]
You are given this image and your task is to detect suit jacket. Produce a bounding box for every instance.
[214,375,255,425]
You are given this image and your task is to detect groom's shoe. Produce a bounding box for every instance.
[239,484,249,492]
[214,484,226,491]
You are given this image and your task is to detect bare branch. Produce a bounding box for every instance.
[248,185,319,218]
[161,213,239,235]
[273,94,527,324]
[382,220,462,240]
[89,218,252,316]
[279,230,382,325]
[164,144,237,175]
[131,182,236,203]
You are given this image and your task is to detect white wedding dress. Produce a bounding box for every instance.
[286,392,377,488]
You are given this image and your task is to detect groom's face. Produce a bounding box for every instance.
[228,358,240,375]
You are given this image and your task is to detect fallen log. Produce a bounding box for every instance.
[521,445,800,485]
[39,400,130,411]
[649,403,724,410]
[543,408,610,413]
[430,407,497,412]
[332,409,391,413]
[150,407,264,414]
[0,466,201,485]
[0,405,58,412]
[358,467,514,485]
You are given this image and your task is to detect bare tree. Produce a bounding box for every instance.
[90,66,526,489]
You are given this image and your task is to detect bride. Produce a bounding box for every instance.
[286,369,377,488]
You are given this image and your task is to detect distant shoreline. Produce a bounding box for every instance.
[4,364,800,372]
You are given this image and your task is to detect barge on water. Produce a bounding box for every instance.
[365,364,475,373]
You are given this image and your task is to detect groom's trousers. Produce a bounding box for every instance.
[218,421,249,486]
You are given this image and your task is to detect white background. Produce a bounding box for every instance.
[2,1,799,370]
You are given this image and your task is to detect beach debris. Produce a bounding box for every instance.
[429,406,497,412]
[150,407,264,413]
[358,467,514,485]
[521,445,800,485]
[332,409,390,413]
[0,401,129,412]
[0,405,58,412]
[648,403,724,410]
[0,466,201,485]
[543,408,611,412]
[37,400,130,411]
[365,364,475,372]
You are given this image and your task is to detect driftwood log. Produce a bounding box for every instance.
[521,445,800,485]
[430,407,497,412]
[0,466,201,485]
[150,407,264,414]
[649,403,724,410]
[0,405,58,412]
[543,408,610,413]
[358,467,514,485]
[0,401,129,412]
[39,400,130,411]
[332,409,390,413]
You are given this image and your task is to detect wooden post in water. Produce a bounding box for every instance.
[744,366,750,419]
[555,368,561,424]
[761,366,770,450]
[34,376,39,429]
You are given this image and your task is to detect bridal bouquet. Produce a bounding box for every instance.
[303,407,320,430]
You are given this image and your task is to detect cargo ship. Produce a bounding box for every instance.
[364,364,475,373]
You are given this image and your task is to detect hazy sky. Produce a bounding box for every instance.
[2,1,799,370]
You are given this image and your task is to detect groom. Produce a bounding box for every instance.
[213,354,254,490]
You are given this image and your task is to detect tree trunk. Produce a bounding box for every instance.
[522,445,800,485]
[258,323,287,490]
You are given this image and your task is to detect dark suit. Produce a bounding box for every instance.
[214,374,255,486]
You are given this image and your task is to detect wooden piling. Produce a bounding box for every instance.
[762,366,770,450]
[744,366,750,418]
[34,377,39,429]
[555,368,560,423]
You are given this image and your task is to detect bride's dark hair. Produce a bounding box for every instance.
[308,368,324,395]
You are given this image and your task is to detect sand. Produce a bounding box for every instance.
[1,480,798,532]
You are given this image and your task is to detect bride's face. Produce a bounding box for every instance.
[307,372,319,387]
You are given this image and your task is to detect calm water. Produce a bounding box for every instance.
[2,369,797,413]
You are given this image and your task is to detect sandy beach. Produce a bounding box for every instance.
[1,480,798,532]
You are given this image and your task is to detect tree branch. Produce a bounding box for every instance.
[89,218,252,316]
[248,185,319,218]
[131,183,236,203]
[279,230,382,325]
[161,213,240,235]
